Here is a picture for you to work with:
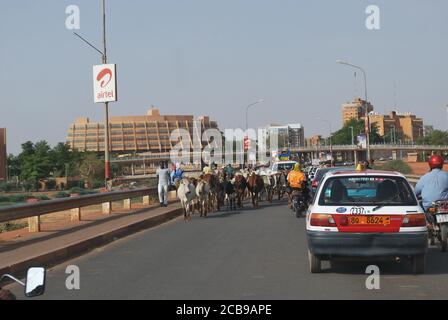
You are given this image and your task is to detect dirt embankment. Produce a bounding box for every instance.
[406,162,448,176]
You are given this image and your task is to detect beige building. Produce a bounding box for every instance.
[67,108,219,153]
[369,111,424,143]
[342,98,374,125]
[0,128,6,181]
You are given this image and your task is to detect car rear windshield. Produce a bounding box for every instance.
[277,163,295,171]
[318,175,417,206]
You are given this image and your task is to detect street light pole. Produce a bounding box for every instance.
[101,0,111,185]
[245,99,264,131]
[318,118,333,166]
[74,0,111,188]
[337,60,371,161]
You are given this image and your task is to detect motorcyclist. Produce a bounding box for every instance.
[287,163,308,209]
[415,155,448,227]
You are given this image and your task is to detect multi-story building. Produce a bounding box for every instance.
[369,111,424,143]
[66,108,219,153]
[342,98,374,125]
[0,128,6,181]
[266,123,305,149]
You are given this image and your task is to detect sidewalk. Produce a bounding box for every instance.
[0,202,183,277]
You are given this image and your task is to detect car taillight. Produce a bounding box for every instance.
[310,214,337,227]
[401,214,427,227]
[312,180,318,188]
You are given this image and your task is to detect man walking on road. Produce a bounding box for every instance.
[156,162,171,207]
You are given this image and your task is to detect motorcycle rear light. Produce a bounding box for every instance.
[401,214,426,227]
[310,214,337,227]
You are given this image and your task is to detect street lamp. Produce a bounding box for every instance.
[245,99,264,130]
[337,60,371,161]
[73,0,111,189]
[317,118,333,166]
[349,126,354,145]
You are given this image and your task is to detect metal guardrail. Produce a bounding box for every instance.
[0,188,159,232]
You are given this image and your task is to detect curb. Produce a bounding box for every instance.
[0,207,183,278]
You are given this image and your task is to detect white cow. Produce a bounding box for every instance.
[177,178,197,222]
[196,178,210,217]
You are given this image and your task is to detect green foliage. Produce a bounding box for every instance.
[0,182,14,192]
[0,221,28,233]
[330,119,382,145]
[416,130,448,146]
[69,187,99,196]
[380,160,412,175]
[8,141,103,191]
[55,191,70,199]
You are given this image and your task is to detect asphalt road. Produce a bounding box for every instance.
[7,199,448,300]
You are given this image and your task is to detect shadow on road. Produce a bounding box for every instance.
[203,199,289,219]
[324,247,448,276]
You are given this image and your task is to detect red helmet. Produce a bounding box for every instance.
[428,155,444,170]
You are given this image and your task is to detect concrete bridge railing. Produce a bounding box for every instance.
[0,188,165,233]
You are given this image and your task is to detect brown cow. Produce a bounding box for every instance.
[247,172,264,208]
[233,174,247,209]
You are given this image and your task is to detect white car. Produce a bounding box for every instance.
[306,169,428,274]
[270,161,298,173]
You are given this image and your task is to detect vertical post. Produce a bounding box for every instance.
[123,198,131,210]
[102,202,112,214]
[102,0,111,187]
[71,208,81,221]
[28,216,41,233]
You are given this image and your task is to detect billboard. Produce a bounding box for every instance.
[93,64,117,103]
[357,134,367,148]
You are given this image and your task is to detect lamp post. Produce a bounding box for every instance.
[337,60,371,161]
[245,99,264,131]
[318,118,333,166]
[73,0,111,189]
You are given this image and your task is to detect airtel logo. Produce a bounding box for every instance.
[96,68,113,88]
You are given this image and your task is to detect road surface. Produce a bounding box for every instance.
[8,199,448,300]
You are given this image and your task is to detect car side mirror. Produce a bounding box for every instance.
[25,267,46,298]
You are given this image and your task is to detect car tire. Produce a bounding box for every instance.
[441,224,448,252]
[411,254,425,275]
[308,251,322,273]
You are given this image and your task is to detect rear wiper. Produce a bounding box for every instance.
[372,204,384,212]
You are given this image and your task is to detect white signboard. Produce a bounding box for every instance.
[93,64,117,103]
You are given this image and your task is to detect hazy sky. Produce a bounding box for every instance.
[1,0,448,154]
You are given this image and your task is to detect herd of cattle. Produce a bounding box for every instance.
[176,169,290,221]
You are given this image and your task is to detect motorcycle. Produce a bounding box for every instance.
[0,267,46,300]
[291,188,309,218]
[428,200,448,252]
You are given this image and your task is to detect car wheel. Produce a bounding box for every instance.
[308,250,322,273]
[411,254,425,275]
[441,224,448,252]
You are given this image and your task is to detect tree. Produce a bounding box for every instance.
[7,154,21,178]
[331,119,382,145]
[19,141,52,190]
[416,130,448,146]
[79,153,105,187]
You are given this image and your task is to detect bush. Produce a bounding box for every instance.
[0,182,14,192]
[69,187,98,196]
[0,221,28,233]
[92,179,104,189]
[35,195,50,201]
[55,191,70,199]
[379,160,412,175]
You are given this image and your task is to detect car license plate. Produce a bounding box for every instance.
[348,216,391,225]
[436,214,448,223]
